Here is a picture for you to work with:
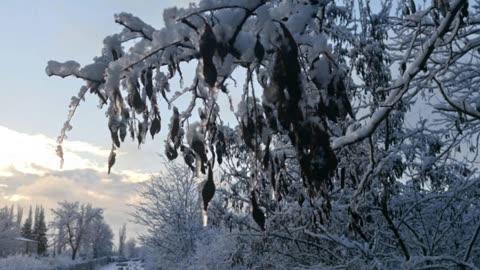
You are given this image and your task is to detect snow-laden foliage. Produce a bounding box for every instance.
[48,0,480,268]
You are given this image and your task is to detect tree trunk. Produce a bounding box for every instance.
[71,247,77,260]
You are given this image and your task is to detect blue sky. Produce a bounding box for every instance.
[0,0,195,240]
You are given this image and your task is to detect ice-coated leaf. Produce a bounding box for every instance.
[107,148,116,175]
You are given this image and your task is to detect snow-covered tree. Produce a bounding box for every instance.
[81,216,114,258]
[46,0,480,268]
[21,206,33,240]
[33,207,48,256]
[0,206,21,256]
[125,238,137,258]
[16,205,23,227]
[50,201,103,260]
[53,226,67,256]
[33,207,48,255]
[118,223,127,257]
[131,161,201,269]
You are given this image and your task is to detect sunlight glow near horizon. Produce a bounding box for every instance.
[0,1,199,237]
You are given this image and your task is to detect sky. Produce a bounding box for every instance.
[0,0,197,242]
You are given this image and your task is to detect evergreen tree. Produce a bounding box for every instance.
[33,207,48,255]
[21,206,33,239]
[118,224,126,257]
[9,205,14,222]
[16,205,23,226]
[33,205,39,232]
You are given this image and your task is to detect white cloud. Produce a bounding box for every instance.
[3,194,30,202]
[0,125,151,181]
[0,125,107,176]
[0,125,153,236]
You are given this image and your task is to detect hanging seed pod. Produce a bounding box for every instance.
[199,24,216,62]
[251,191,266,231]
[210,145,216,168]
[202,163,216,211]
[165,143,178,160]
[264,51,286,105]
[336,78,354,119]
[167,55,176,79]
[169,107,180,142]
[129,122,135,141]
[254,35,265,62]
[173,128,184,150]
[215,130,226,165]
[215,143,223,165]
[270,159,276,191]
[108,117,121,148]
[107,148,116,175]
[298,194,305,207]
[461,1,468,18]
[56,145,64,168]
[409,0,416,13]
[181,145,196,172]
[191,135,208,164]
[241,116,256,150]
[112,89,123,114]
[144,69,154,99]
[111,49,122,61]
[119,124,127,142]
[111,130,120,148]
[217,41,229,62]
[150,116,161,139]
[263,137,271,170]
[128,89,146,114]
[203,60,217,88]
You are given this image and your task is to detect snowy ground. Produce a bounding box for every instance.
[98,260,144,270]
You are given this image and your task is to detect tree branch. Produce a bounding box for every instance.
[332,0,467,150]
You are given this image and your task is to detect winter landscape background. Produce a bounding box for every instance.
[2,0,480,269]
